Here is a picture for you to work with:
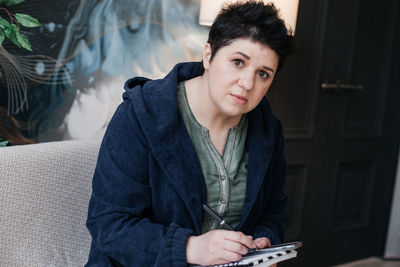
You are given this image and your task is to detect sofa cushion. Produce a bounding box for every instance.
[0,139,100,266]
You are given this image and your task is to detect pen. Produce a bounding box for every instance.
[202,204,234,230]
[202,204,257,254]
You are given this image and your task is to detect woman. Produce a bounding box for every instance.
[86,1,294,266]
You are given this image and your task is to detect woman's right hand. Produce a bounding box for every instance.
[186,230,256,266]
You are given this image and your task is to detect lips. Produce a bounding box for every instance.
[230,94,248,104]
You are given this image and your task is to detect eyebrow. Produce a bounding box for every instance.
[233,51,275,73]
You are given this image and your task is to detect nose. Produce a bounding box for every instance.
[238,71,255,90]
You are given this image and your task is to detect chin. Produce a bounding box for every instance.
[222,107,248,118]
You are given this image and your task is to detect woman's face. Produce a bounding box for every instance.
[202,38,279,118]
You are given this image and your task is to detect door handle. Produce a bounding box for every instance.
[321,79,363,92]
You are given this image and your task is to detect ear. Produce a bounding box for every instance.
[202,43,212,70]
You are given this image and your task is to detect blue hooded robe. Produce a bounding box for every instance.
[86,62,287,267]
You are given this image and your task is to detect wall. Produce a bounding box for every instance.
[385,148,400,258]
[0,0,208,143]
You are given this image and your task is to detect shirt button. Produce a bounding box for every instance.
[220,198,226,204]
[221,175,226,180]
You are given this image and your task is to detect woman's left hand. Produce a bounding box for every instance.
[253,237,277,267]
[253,237,271,249]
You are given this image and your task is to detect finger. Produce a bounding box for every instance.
[221,239,250,255]
[254,237,271,249]
[224,231,256,249]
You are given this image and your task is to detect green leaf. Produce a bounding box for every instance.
[17,31,32,51]
[0,17,10,28]
[15,13,41,27]
[8,24,22,48]
[0,17,11,37]
[7,23,33,51]
[0,31,5,47]
[0,0,25,6]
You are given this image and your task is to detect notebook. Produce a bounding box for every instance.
[192,241,302,267]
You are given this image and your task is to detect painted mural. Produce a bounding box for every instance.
[0,0,208,144]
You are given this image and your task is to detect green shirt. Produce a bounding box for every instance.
[177,81,248,233]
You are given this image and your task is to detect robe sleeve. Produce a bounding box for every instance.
[86,99,193,267]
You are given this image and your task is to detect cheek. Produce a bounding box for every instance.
[252,85,270,103]
[208,72,232,96]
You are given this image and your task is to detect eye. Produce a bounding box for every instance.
[258,70,269,79]
[233,59,244,67]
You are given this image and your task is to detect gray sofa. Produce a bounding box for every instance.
[0,140,100,266]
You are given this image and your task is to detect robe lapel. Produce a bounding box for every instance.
[152,120,207,235]
[130,62,206,234]
[239,104,275,228]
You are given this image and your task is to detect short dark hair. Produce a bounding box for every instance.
[207,0,294,72]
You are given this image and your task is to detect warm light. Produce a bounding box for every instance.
[199,0,299,34]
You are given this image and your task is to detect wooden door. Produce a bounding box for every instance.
[267,0,400,266]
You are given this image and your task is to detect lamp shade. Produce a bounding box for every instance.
[199,0,299,34]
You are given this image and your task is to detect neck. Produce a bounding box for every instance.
[185,73,242,133]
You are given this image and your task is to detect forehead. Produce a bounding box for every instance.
[223,38,273,53]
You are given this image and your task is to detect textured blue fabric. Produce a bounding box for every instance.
[85,62,288,267]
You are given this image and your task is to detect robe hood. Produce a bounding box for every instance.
[122,62,204,150]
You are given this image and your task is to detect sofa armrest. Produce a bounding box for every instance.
[0,139,100,266]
